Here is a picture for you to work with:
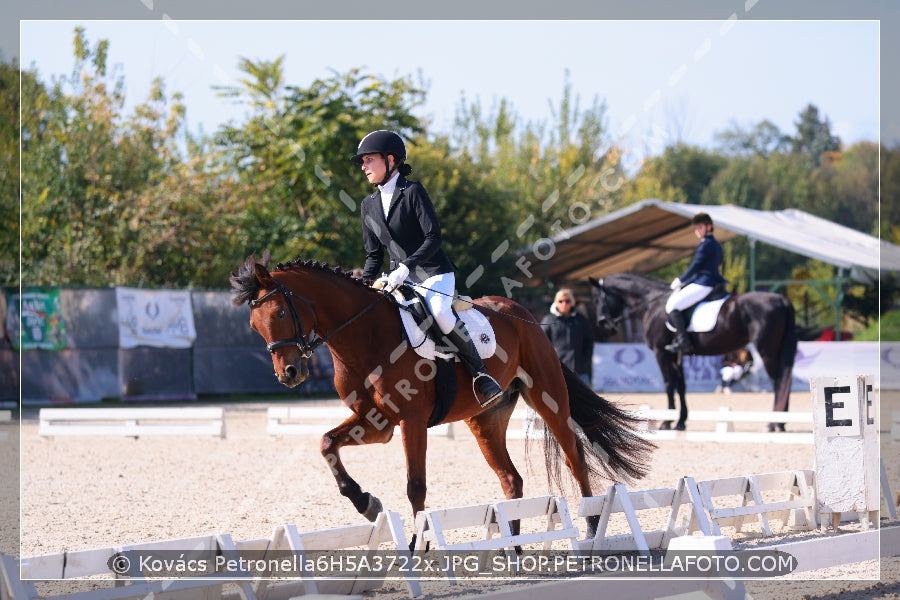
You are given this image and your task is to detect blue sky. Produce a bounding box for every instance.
[20,20,879,159]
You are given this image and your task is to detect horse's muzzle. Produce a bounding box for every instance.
[277,359,309,387]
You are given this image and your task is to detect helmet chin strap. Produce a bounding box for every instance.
[378,155,398,186]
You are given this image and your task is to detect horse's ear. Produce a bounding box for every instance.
[259,249,271,268]
[254,262,276,287]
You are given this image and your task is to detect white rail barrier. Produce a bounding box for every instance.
[38,407,226,439]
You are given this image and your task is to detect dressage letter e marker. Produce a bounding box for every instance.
[824,385,853,428]
[811,375,879,529]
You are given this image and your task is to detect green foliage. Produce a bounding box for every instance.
[853,310,900,342]
[215,62,427,269]
[19,28,246,288]
[8,25,887,329]
[0,59,20,285]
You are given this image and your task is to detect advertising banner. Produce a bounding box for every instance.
[5,288,67,351]
[116,287,196,349]
[592,341,886,393]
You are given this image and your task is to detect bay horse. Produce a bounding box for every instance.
[590,273,797,431]
[230,254,655,537]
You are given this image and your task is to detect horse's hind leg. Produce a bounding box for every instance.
[465,401,523,501]
[465,401,525,549]
[320,413,395,521]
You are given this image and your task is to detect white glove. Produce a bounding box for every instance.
[372,276,389,290]
[670,277,682,291]
[385,263,410,291]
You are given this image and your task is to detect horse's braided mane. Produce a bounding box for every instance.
[230,255,374,307]
[274,258,372,290]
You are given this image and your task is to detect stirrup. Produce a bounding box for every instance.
[665,337,692,354]
[473,373,503,407]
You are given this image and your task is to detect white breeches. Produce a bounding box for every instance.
[413,272,457,334]
[720,364,745,383]
[666,283,713,312]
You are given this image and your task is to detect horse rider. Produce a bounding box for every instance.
[352,130,504,406]
[664,212,726,353]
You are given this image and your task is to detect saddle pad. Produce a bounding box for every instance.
[396,297,496,361]
[666,296,729,333]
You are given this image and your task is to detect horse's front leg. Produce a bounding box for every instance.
[398,419,429,517]
[673,360,687,430]
[398,419,430,552]
[320,412,395,522]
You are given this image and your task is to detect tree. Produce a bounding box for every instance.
[714,119,790,158]
[215,62,427,269]
[0,58,21,285]
[21,27,242,288]
[790,103,841,167]
[626,144,727,206]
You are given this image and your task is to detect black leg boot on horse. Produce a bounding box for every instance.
[664,309,694,354]
[445,320,503,407]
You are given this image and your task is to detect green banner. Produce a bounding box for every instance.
[5,288,67,351]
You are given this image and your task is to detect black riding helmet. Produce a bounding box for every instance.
[691,212,713,226]
[350,130,407,164]
[351,130,408,186]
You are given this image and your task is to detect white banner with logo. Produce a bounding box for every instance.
[116,287,196,349]
[592,341,890,392]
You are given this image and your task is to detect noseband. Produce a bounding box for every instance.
[249,279,318,358]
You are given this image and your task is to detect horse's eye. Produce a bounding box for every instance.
[277,308,286,319]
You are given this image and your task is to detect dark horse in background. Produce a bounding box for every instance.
[590,273,798,431]
[230,254,655,538]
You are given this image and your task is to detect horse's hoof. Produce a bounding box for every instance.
[659,421,672,431]
[408,533,417,552]
[675,423,686,431]
[767,423,786,433]
[363,494,383,522]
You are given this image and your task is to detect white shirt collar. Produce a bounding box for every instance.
[378,172,399,193]
[378,172,400,217]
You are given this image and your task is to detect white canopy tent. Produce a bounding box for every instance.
[517,199,899,286]
[516,199,900,331]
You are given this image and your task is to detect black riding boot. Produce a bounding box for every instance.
[664,310,693,353]
[445,321,503,407]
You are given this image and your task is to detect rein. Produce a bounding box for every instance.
[250,277,393,356]
[397,279,543,326]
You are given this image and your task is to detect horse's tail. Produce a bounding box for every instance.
[558,363,656,483]
[775,299,798,411]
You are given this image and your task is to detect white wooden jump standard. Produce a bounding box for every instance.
[258,510,421,598]
[38,407,225,439]
[412,495,578,583]
[690,470,817,536]
[574,480,711,554]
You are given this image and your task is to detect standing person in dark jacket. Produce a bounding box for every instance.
[664,212,726,353]
[352,130,503,407]
[540,288,594,386]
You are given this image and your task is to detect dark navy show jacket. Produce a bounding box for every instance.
[360,177,455,282]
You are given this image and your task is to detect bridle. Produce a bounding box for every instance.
[249,279,318,358]
[594,282,625,333]
[249,276,393,357]
[595,279,671,332]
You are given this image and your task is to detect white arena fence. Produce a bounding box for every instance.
[5,468,898,600]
